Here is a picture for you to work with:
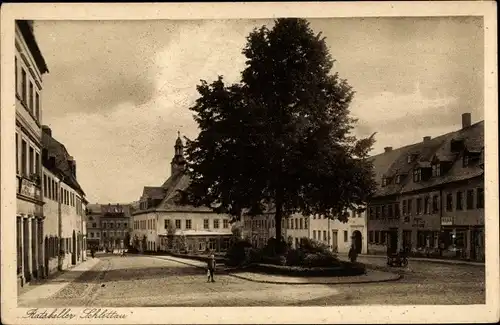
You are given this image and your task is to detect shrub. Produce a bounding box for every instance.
[303,253,339,267]
[225,239,252,266]
[299,237,334,256]
[285,248,306,266]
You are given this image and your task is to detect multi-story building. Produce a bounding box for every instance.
[41,126,88,272]
[85,203,131,250]
[367,113,484,261]
[241,209,367,254]
[15,20,49,287]
[131,133,232,253]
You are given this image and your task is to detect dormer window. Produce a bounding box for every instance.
[450,139,464,153]
[381,177,388,187]
[407,155,412,163]
[432,163,441,177]
[463,155,469,167]
[395,175,401,184]
[413,168,422,182]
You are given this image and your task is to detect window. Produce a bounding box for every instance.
[90,232,94,238]
[35,92,40,120]
[294,218,298,229]
[388,204,393,218]
[467,190,474,210]
[395,203,400,218]
[395,175,401,184]
[416,198,422,214]
[223,219,229,229]
[408,199,413,215]
[402,200,407,215]
[29,81,34,112]
[369,231,374,243]
[21,69,27,103]
[432,164,441,177]
[92,223,97,228]
[477,188,484,209]
[290,218,294,229]
[352,210,356,218]
[446,193,453,211]
[381,177,387,187]
[413,168,421,182]
[424,196,429,214]
[343,231,348,242]
[313,230,316,239]
[375,231,380,244]
[323,230,327,242]
[463,155,469,167]
[186,219,192,229]
[381,205,386,218]
[299,218,303,229]
[375,206,380,219]
[15,134,19,174]
[456,191,463,210]
[304,218,308,229]
[213,219,219,229]
[21,140,27,175]
[164,219,171,229]
[201,219,208,229]
[432,195,439,213]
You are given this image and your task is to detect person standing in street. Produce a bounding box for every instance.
[207,254,216,283]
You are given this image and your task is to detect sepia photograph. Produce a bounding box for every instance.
[1,2,498,324]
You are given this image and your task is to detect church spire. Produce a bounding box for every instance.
[171,131,186,176]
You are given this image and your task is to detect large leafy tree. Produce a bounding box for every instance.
[180,18,376,251]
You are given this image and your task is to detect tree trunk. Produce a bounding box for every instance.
[275,196,285,254]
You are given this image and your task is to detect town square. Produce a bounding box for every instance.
[5,3,493,317]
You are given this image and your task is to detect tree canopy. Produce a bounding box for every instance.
[179,18,377,248]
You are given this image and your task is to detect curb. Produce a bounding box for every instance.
[228,272,402,285]
[152,255,401,285]
[351,255,484,267]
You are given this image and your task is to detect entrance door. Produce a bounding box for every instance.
[331,231,338,252]
[352,230,362,254]
[72,230,76,265]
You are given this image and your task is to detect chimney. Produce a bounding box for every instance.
[42,125,52,137]
[462,113,471,129]
[423,136,431,143]
[384,147,393,153]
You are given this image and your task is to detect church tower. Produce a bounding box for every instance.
[171,131,186,176]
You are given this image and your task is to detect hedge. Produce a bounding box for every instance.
[247,261,366,277]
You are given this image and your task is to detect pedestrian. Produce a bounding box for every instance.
[90,247,95,258]
[207,254,216,283]
[348,245,358,263]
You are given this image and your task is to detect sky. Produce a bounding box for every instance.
[33,17,484,204]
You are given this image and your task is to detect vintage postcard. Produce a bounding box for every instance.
[1,2,498,324]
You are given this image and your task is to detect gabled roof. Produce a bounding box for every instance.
[42,131,85,196]
[371,120,484,197]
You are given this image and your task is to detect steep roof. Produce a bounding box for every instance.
[42,131,86,196]
[370,120,484,198]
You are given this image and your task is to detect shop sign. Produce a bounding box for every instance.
[20,179,36,198]
[441,216,454,226]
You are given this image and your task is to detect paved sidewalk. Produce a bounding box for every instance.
[338,254,485,266]
[152,255,400,285]
[18,257,101,303]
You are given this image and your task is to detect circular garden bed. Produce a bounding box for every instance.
[246,261,366,277]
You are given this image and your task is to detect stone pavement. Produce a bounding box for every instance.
[18,257,101,304]
[152,255,401,284]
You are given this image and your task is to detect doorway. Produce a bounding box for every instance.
[71,230,76,265]
[352,230,362,254]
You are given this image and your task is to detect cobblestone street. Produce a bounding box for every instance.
[18,254,485,307]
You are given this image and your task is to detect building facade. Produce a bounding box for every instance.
[41,126,88,272]
[241,209,367,254]
[367,113,484,261]
[15,20,49,287]
[131,133,232,254]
